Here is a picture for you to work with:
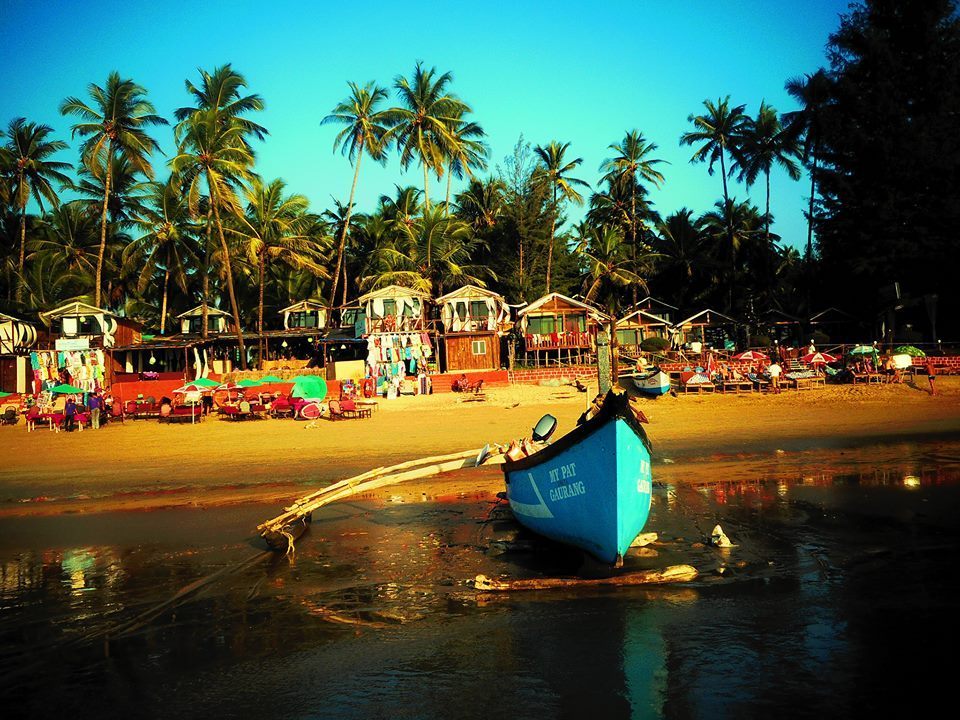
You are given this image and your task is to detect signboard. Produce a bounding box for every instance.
[55,338,91,351]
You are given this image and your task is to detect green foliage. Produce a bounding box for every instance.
[640,336,670,352]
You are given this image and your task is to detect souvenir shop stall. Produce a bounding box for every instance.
[364,332,435,397]
[30,348,107,395]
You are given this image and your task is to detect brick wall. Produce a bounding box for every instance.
[508,367,597,384]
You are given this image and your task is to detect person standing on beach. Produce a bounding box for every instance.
[63,396,77,432]
[768,360,783,394]
[88,392,102,429]
[926,360,937,395]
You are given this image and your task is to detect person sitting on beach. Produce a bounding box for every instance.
[452,374,468,392]
[25,403,40,432]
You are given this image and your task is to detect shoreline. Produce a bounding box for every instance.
[2,378,958,519]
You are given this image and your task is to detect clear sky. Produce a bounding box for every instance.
[1,0,850,250]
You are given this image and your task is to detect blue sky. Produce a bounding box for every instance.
[1,0,849,250]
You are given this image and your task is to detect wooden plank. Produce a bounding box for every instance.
[472,564,698,591]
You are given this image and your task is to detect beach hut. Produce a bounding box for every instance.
[615,309,672,357]
[176,305,232,335]
[673,309,740,353]
[435,285,508,372]
[357,285,435,384]
[518,292,607,366]
[280,300,327,331]
[0,312,39,394]
[761,308,805,347]
[633,296,679,325]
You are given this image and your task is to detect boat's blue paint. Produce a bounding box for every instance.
[633,370,671,397]
[504,412,653,564]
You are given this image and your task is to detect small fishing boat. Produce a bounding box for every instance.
[631,367,671,397]
[502,391,654,565]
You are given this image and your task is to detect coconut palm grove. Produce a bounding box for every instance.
[2,0,959,359]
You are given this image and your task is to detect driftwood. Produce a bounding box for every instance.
[472,564,698,592]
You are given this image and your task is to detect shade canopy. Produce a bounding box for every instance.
[849,345,878,356]
[894,345,925,357]
[50,383,85,394]
[802,351,838,364]
[0,391,11,399]
[260,375,283,383]
[291,376,327,400]
[732,350,770,362]
[190,377,221,387]
[237,379,262,387]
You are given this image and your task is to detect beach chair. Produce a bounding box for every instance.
[680,371,715,393]
[327,399,349,420]
[745,373,769,392]
[340,398,372,418]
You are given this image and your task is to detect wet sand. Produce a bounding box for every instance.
[1,377,958,517]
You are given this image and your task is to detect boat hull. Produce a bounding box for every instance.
[503,394,653,564]
[632,370,671,396]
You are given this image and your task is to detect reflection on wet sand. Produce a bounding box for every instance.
[0,439,958,717]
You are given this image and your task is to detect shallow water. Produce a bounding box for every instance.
[2,439,959,719]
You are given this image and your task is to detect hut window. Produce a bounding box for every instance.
[471,340,487,355]
[470,301,489,320]
[565,314,586,332]
[289,312,318,328]
[528,316,556,334]
[616,329,635,345]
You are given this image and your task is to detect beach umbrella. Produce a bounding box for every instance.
[237,378,262,387]
[260,374,283,383]
[0,391,11,399]
[291,376,327,401]
[848,345,878,356]
[172,383,214,394]
[190,377,220,388]
[50,383,84,394]
[894,345,925,357]
[732,350,770,362]
[802,351,838,364]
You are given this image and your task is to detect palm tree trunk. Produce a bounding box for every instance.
[95,142,114,308]
[209,182,247,371]
[545,185,557,293]
[202,205,212,340]
[258,252,266,368]
[423,162,431,216]
[806,154,817,260]
[341,259,348,308]
[16,203,26,304]
[161,269,169,335]
[329,148,363,311]
[765,169,771,245]
[630,184,637,308]
[445,163,453,217]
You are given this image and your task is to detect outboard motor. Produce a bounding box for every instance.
[532,414,558,443]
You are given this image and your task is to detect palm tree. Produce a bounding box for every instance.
[60,72,167,307]
[454,178,504,233]
[125,181,199,334]
[600,131,665,306]
[700,198,764,311]
[783,69,832,260]
[651,208,706,309]
[2,118,72,303]
[236,178,328,363]
[733,102,800,245]
[444,111,488,212]
[29,201,104,298]
[532,141,589,293]
[174,64,268,140]
[174,64,265,341]
[321,81,392,310]
[171,109,254,368]
[391,62,469,217]
[577,225,650,377]
[365,206,486,295]
[680,96,747,208]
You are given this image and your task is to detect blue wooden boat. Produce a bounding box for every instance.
[631,367,671,397]
[502,391,654,565]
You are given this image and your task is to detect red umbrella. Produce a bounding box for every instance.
[802,351,838,364]
[733,350,770,362]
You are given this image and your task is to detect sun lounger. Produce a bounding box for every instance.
[745,373,770,392]
[328,399,371,420]
[680,372,715,393]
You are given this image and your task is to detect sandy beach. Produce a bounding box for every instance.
[2,376,958,518]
